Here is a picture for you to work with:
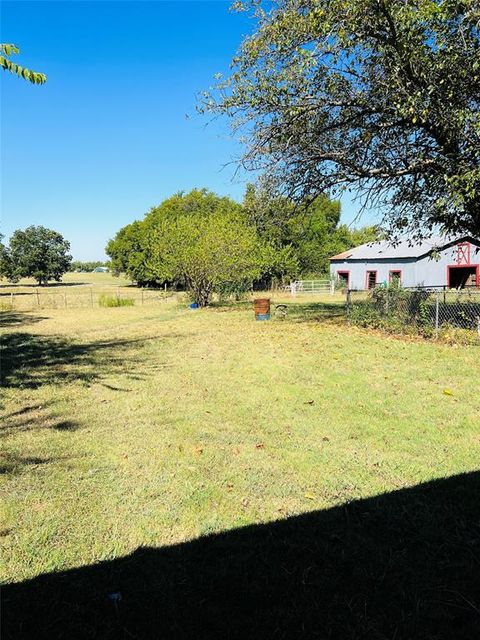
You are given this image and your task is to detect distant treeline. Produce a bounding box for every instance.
[69,261,109,272]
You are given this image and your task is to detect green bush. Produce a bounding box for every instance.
[216,280,251,302]
[348,286,480,345]
[437,323,480,346]
[98,294,134,308]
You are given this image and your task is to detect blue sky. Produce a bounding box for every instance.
[2,1,369,260]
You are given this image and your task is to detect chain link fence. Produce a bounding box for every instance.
[346,286,480,343]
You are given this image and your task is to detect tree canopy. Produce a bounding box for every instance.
[107,189,263,305]
[204,0,480,240]
[243,183,380,277]
[150,208,263,306]
[106,187,379,297]
[2,226,72,285]
[0,44,46,84]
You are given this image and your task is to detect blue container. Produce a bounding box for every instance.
[189,302,199,309]
[256,313,270,321]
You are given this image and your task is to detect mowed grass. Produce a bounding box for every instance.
[1,298,480,638]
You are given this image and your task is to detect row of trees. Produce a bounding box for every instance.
[69,261,108,272]
[0,226,72,285]
[0,188,376,297]
[106,187,379,305]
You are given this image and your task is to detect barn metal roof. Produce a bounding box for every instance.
[330,236,467,261]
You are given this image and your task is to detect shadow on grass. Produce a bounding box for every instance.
[0,452,75,475]
[0,332,154,389]
[0,311,49,327]
[0,401,82,473]
[284,301,345,323]
[0,411,79,437]
[3,471,480,639]
[0,282,93,289]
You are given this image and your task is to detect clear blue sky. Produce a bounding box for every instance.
[1,0,369,260]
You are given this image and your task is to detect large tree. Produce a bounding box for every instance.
[0,235,13,281]
[243,183,380,276]
[205,0,480,239]
[7,226,72,285]
[106,221,152,284]
[1,44,46,84]
[106,190,245,286]
[107,190,264,303]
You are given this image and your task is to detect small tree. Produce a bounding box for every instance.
[150,210,263,306]
[8,226,72,285]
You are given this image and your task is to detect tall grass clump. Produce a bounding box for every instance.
[98,294,135,308]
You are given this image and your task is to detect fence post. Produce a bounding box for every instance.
[435,290,440,334]
[141,289,144,305]
[330,280,335,296]
[346,289,352,315]
[10,292,14,310]
[36,288,40,307]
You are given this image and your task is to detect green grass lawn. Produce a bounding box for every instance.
[1,298,479,639]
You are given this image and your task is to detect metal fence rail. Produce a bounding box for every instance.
[287,280,334,295]
[0,287,174,311]
[346,286,480,339]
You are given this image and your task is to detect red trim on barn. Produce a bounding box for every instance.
[365,270,378,289]
[456,242,471,265]
[389,270,402,284]
[447,264,479,288]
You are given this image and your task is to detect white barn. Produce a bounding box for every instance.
[330,236,480,290]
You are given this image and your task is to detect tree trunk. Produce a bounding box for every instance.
[193,280,212,307]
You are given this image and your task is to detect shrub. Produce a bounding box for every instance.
[216,280,252,302]
[98,294,134,308]
[437,324,480,346]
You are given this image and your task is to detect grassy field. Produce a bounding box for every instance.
[2,294,480,638]
[1,271,133,289]
[0,272,142,311]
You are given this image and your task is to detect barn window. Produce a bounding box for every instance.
[336,270,350,288]
[366,270,377,289]
[389,270,402,285]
